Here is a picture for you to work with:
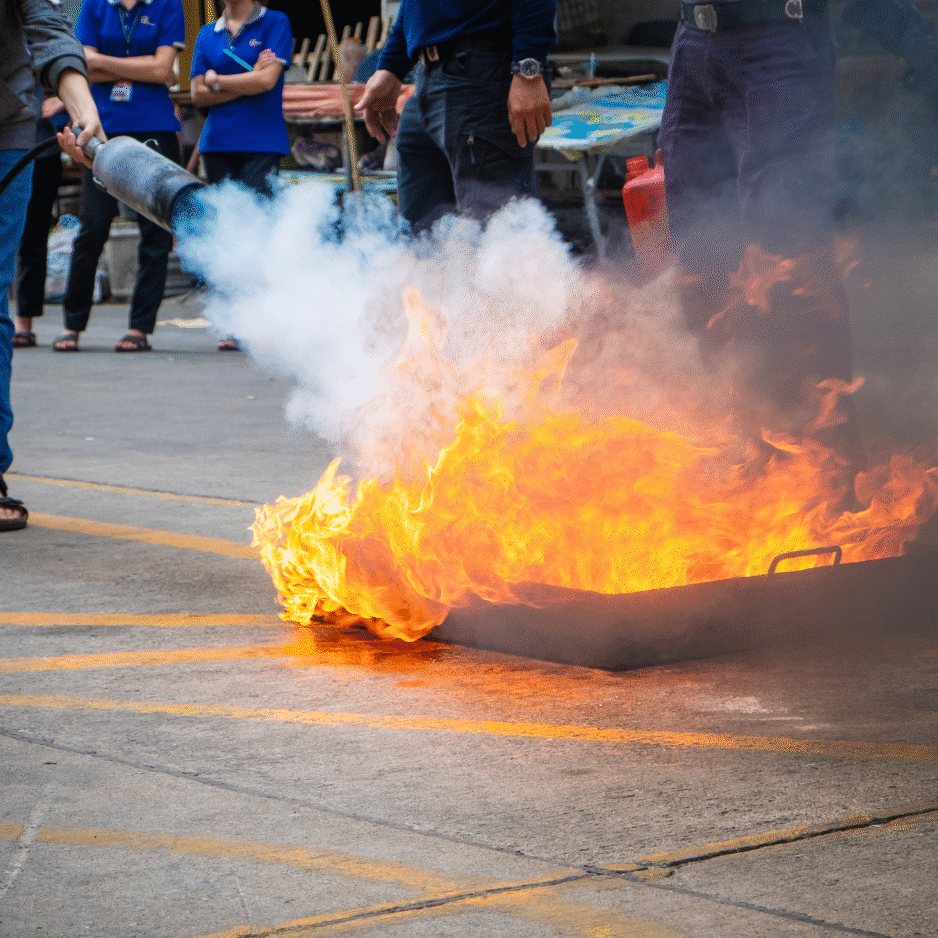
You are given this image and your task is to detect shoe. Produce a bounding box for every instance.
[0,475,28,532]
[52,333,79,352]
[115,334,152,352]
[12,332,36,348]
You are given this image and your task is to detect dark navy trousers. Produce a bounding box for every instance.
[395,51,540,230]
[63,131,180,336]
[658,12,856,415]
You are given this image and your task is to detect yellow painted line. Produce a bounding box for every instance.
[0,824,466,893]
[5,473,254,507]
[186,874,592,938]
[0,645,302,673]
[1,693,934,760]
[630,801,938,869]
[0,613,282,628]
[28,513,256,559]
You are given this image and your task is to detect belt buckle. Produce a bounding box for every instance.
[785,0,803,18]
[693,4,718,31]
[424,45,440,62]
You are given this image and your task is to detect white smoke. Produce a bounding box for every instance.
[178,182,715,478]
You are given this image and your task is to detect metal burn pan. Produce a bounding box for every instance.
[429,547,938,670]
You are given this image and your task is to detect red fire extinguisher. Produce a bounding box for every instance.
[622,150,672,280]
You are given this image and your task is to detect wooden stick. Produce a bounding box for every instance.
[572,74,657,88]
[318,0,361,194]
[365,16,380,51]
[294,36,310,66]
[306,34,326,82]
[378,15,391,49]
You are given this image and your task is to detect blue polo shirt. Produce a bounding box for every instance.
[75,0,185,134]
[191,6,292,155]
[378,0,557,80]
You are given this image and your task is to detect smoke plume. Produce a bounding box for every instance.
[179,182,723,480]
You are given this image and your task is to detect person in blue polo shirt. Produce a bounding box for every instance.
[53,0,186,353]
[190,0,291,352]
[356,0,556,231]
[189,0,292,198]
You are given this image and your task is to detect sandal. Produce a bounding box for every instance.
[217,338,241,352]
[53,333,80,352]
[12,331,36,348]
[0,475,28,532]
[115,334,151,352]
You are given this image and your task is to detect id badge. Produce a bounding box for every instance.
[110,81,133,103]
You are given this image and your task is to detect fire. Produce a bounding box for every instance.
[252,289,938,642]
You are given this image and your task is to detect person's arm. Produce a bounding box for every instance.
[17,0,89,94]
[55,70,106,166]
[355,70,402,143]
[507,0,556,146]
[374,5,412,81]
[190,72,239,107]
[358,5,411,142]
[84,45,178,85]
[191,51,283,105]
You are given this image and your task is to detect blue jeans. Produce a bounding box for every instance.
[396,51,539,230]
[1,151,33,476]
[658,14,855,409]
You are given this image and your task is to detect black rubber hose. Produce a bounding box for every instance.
[0,135,60,197]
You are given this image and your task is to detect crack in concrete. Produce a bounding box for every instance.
[0,728,569,869]
[2,729,931,938]
[612,802,938,871]
[228,874,593,937]
[0,794,48,900]
[627,880,898,938]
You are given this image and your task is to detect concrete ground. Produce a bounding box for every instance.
[2,224,937,938]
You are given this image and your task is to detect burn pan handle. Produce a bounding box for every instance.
[768,545,842,575]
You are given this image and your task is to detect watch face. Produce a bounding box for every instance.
[519,58,541,78]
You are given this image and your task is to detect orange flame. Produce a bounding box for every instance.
[253,295,938,642]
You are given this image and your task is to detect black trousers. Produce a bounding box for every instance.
[15,152,63,320]
[395,51,540,231]
[63,131,180,335]
[201,151,280,198]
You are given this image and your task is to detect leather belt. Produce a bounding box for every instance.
[680,0,826,31]
[416,28,513,66]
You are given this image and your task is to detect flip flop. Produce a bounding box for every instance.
[53,334,80,352]
[12,331,36,348]
[115,334,151,352]
[0,476,28,532]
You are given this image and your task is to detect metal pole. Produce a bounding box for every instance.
[318,0,362,195]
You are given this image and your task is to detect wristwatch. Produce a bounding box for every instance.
[511,58,543,80]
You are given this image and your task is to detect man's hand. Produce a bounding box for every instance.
[54,69,106,167]
[355,69,402,143]
[508,75,551,147]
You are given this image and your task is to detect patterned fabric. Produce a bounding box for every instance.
[539,83,666,153]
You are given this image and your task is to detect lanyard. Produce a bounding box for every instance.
[118,3,145,56]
